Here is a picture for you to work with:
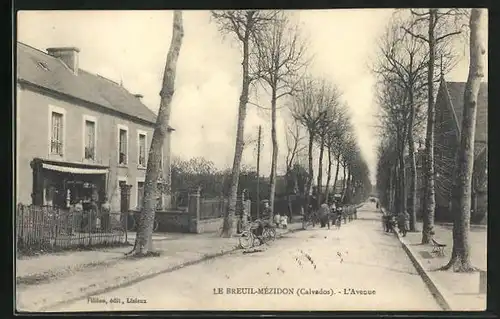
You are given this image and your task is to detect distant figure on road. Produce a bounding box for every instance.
[336,206,343,228]
[382,212,392,233]
[398,211,410,237]
[389,215,397,233]
[376,201,379,209]
[318,202,330,229]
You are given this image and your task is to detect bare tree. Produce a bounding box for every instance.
[211,10,278,237]
[372,15,428,231]
[315,85,342,206]
[253,11,307,219]
[403,8,468,244]
[374,75,411,215]
[128,11,184,256]
[285,118,307,174]
[440,8,486,272]
[324,106,348,203]
[290,78,333,211]
[339,132,357,203]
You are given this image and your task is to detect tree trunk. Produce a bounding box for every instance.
[399,151,406,215]
[441,8,485,272]
[324,146,333,203]
[306,130,315,209]
[333,154,340,196]
[393,163,400,214]
[389,166,394,212]
[345,170,352,204]
[317,135,325,206]
[129,11,184,256]
[221,21,252,237]
[407,88,418,231]
[422,8,437,244]
[268,87,278,220]
[341,161,347,201]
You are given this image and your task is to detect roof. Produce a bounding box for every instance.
[17,42,172,129]
[442,80,488,143]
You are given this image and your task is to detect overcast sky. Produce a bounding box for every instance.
[17,10,488,184]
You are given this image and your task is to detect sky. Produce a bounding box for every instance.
[17,9,488,185]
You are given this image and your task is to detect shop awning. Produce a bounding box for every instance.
[42,163,109,175]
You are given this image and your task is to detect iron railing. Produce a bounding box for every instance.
[16,204,127,254]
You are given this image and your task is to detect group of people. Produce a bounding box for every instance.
[310,196,356,230]
[382,210,410,236]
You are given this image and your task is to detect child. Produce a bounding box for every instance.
[274,213,281,227]
[280,215,288,229]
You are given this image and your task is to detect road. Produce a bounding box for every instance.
[50,202,440,312]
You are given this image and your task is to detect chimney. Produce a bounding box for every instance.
[134,94,144,100]
[47,47,80,75]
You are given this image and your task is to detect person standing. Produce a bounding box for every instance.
[318,201,330,228]
[399,210,409,237]
[382,213,388,232]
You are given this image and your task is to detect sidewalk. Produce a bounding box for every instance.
[16,232,185,285]
[397,221,487,311]
[16,222,303,312]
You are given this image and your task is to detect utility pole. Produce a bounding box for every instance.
[256,125,262,219]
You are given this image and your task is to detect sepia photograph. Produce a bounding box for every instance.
[15,8,487,313]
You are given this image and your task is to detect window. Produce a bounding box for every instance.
[137,131,147,168]
[118,125,128,165]
[83,116,97,160]
[50,108,65,156]
[137,181,145,209]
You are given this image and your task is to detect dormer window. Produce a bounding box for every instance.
[37,61,49,71]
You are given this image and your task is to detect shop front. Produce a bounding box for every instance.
[31,158,109,209]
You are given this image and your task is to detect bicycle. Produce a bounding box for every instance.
[126,212,160,232]
[239,220,277,249]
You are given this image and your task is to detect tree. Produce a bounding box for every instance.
[254,11,307,219]
[315,86,342,206]
[440,8,486,272]
[211,10,277,237]
[285,118,307,193]
[376,136,398,211]
[374,75,411,215]
[372,15,429,231]
[324,106,349,203]
[128,11,184,256]
[403,8,466,244]
[290,77,332,210]
[336,129,356,203]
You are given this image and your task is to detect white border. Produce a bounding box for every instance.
[48,104,67,158]
[82,114,98,161]
[137,129,148,168]
[117,124,129,166]
[136,176,146,209]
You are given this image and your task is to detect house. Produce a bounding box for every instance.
[432,77,488,222]
[16,42,174,214]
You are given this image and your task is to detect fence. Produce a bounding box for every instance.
[16,204,126,254]
[199,197,227,220]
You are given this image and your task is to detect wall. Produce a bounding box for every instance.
[155,210,190,233]
[197,217,223,234]
[16,84,172,212]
